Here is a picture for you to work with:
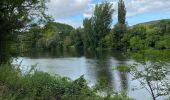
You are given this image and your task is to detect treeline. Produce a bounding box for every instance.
[15,22,75,51]
[16,0,170,53]
[121,20,170,51]
[16,2,114,51]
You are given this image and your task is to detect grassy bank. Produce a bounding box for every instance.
[0,64,132,100]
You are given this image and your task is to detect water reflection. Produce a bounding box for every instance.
[84,50,129,92]
[109,51,129,91]
[16,49,84,58]
[85,50,114,90]
[119,71,128,90]
[14,50,131,95]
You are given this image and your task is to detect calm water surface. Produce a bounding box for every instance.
[12,50,166,100]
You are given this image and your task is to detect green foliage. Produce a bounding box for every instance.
[130,61,170,100]
[115,65,131,72]
[94,77,133,100]
[94,77,113,97]
[2,0,170,64]
[114,54,170,100]
[83,18,94,49]
[111,92,133,100]
[116,50,170,100]
[83,2,114,49]
[70,28,84,49]
[112,23,127,50]
[0,64,95,99]
[93,2,114,48]
[11,0,170,53]
[118,0,126,24]
[122,22,170,51]
[130,36,145,51]
[19,2,115,52]
[17,22,74,51]
[120,31,131,50]
[0,64,133,100]
[109,0,127,50]
[0,0,48,63]
[36,22,74,50]
[22,24,43,50]
[155,35,170,49]
[102,32,115,48]
[131,49,170,62]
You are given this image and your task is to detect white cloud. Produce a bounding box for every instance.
[83,1,117,18]
[124,0,170,17]
[47,0,91,18]
[84,0,170,17]
[47,0,170,27]
[83,4,95,18]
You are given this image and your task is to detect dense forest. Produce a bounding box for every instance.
[0,0,169,100]
[15,18,170,52]
[13,2,170,53]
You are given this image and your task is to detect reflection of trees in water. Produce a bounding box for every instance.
[119,71,128,90]
[85,50,129,92]
[96,57,114,90]
[112,51,129,91]
[85,50,114,91]
[19,49,84,58]
[21,49,129,92]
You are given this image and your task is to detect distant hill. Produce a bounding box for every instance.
[44,22,74,35]
[45,22,73,31]
[134,19,170,27]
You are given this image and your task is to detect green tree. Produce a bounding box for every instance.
[102,32,115,48]
[130,61,170,100]
[83,2,114,50]
[121,30,131,50]
[93,2,114,48]
[34,22,73,50]
[158,21,167,36]
[156,35,170,50]
[25,24,43,49]
[145,28,159,48]
[118,0,126,24]
[83,18,94,49]
[130,36,144,51]
[70,28,84,50]
[63,36,73,49]
[113,24,127,50]
[0,0,48,63]
[113,0,127,50]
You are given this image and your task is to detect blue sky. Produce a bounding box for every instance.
[47,0,170,28]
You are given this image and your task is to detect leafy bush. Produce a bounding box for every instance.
[0,64,133,100]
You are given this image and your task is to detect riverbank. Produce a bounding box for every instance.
[0,64,132,100]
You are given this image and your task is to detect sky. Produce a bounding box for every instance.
[46,0,170,28]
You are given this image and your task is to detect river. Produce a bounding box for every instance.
[12,50,167,100]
